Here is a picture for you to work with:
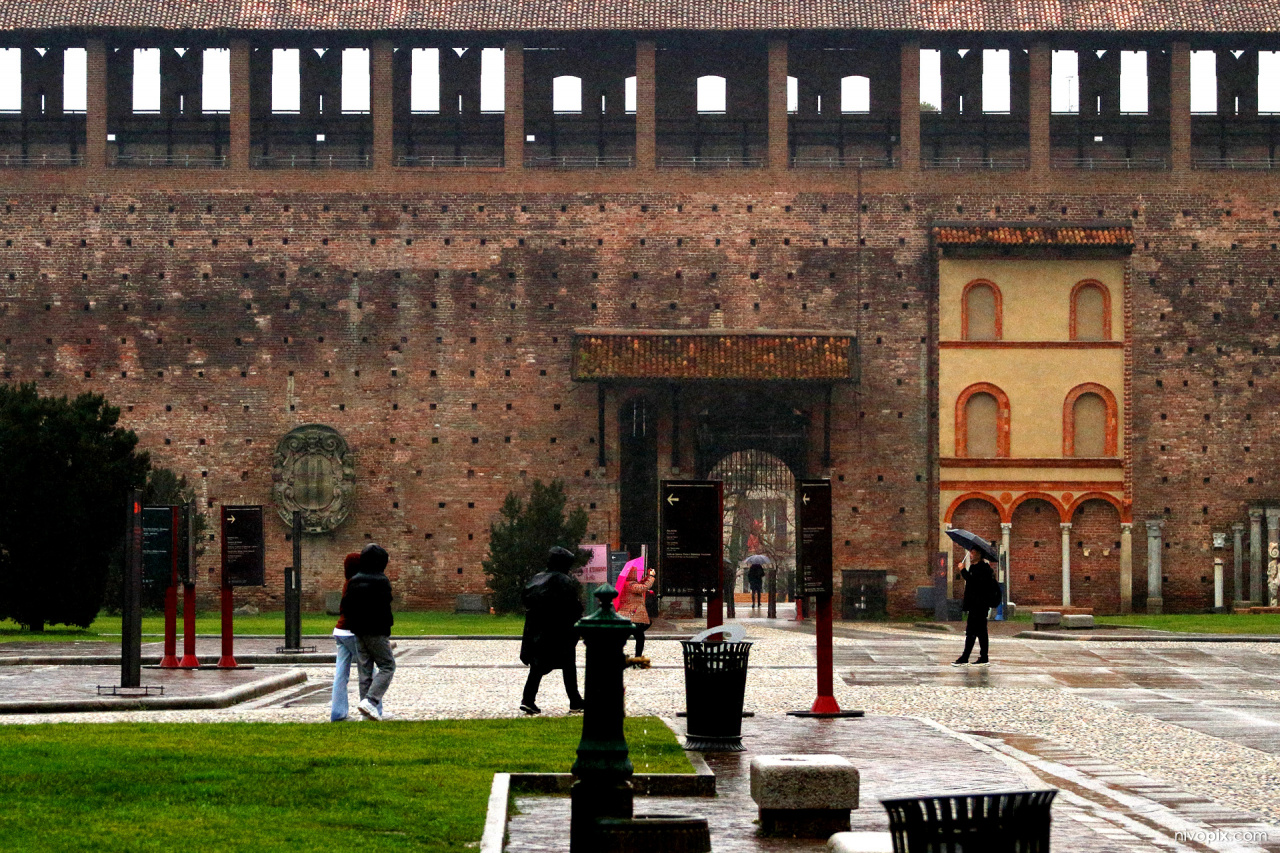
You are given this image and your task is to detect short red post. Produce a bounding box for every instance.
[159,505,180,668]
[179,583,199,668]
[217,583,237,668]
[160,583,179,667]
[810,593,840,714]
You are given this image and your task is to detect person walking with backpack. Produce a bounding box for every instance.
[343,543,396,720]
[952,546,999,667]
[519,546,585,715]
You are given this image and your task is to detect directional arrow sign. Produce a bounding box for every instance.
[796,480,833,596]
[659,480,722,597]
[221,505,265,587]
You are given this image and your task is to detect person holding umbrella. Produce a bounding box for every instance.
[615,555,655,661]
[743,555,771,609]
[946,529,1000,667]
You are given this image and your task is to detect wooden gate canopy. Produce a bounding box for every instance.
[571,329,857,383]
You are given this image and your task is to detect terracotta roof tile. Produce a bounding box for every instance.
[932,223,1134,247]
[0,0,1276,33]
[571,331,857,382]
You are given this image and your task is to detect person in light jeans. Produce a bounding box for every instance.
[331,553,363,721]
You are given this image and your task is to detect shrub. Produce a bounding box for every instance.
[482,479,588,613]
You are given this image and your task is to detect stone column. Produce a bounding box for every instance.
[1232,522,1245,607]
[1000,522,1012,598]
[371,40,394,171]
[1214,557,1225,612]
[635,40,656,170]
[1119,523,1133,614]
[503,41,524,170]
[1250,507,1264,603]
[229,40,251,172]
[1028,42,1051,176]
[1060,523,1072,606]
[767,39,788,170]
[898,42,920,171]
[1146,519,1164,614]
[85,40,107,170]
[942,521,954,599]
[1267,509,1280,606]
[1170,42,1191,173]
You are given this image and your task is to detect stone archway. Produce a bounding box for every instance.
[1010,499,1066,606]
[709,449,797,609]
[1069,498,1123,614]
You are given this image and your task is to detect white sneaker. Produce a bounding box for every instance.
[357,698,382,721]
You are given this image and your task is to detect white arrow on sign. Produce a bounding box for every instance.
[227,514,236,524]
[666,494,679,505]
[802,493,810,505]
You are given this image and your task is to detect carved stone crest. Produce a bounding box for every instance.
[272,425,355,533]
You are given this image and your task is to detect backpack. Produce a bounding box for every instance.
[986,574,1003,608]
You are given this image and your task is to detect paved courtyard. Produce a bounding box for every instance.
[6,618,1280,850]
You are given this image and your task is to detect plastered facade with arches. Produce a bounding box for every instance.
[939,250,1130,612]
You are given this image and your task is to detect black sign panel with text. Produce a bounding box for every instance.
[141,506,175,587]
[796,479,833,596]
[659,480,723,596]
[222,505,265,587]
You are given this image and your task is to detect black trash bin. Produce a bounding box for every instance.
[681,640,751,751]
[881,789,1057,852]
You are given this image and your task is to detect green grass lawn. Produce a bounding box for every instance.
[0,611,526,642]
[0,716,689,852]
[1095,613,1280,634]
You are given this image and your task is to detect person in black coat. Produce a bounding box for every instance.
[953,548,997,667]
[519,546,585,715]
[342,543,396,719]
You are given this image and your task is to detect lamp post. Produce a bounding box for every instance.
[570,588,635,853]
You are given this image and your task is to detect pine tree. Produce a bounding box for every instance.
[0,384,150,630]
[482,479,589,613]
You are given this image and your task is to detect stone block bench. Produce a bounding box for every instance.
[750,754,859,837]
[1061,614,1095,629]
[1031,611,1061,630]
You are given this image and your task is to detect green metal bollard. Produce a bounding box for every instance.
[570,588,635,852]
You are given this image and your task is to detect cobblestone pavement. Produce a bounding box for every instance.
[7,621,1280,850]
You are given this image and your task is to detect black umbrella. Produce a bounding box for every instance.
[946,528,998,561]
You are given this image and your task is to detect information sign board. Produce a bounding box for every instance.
[659,480,723,596]
[142,506,175,588]
[221,505,265,587]
[796,479,833,596]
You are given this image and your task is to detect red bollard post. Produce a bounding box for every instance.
[217,583,237,668]
[179,583,199,668]
[159,505,180,668]
[160,583,179,667]
[810,593,840,714]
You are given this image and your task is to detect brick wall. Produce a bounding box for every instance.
[1068,498,1123,612]
[0,179,1277,614]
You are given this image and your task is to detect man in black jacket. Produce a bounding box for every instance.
[343,543,396,720]
[518,546,585,715]
[953,547,996,667]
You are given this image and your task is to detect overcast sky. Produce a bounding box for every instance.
[0,46,1268,117]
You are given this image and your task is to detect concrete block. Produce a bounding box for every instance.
[1031,611,1062,630]
[324,591,342,615]
[750,754,859,811]
[455,593,489,614]
[1061,614,1095,628]
[829,832,894,853]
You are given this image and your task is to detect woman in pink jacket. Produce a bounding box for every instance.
[615,561,655,658]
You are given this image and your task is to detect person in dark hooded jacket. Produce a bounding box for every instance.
[953,547,997,666]
[518,546,584,715]
[342,542,396,719]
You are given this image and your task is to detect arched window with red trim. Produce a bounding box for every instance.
[1070,280,1111,341]
[962,280,1002,341]
[956,382,1011,457]
[1063,383,1118,457]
